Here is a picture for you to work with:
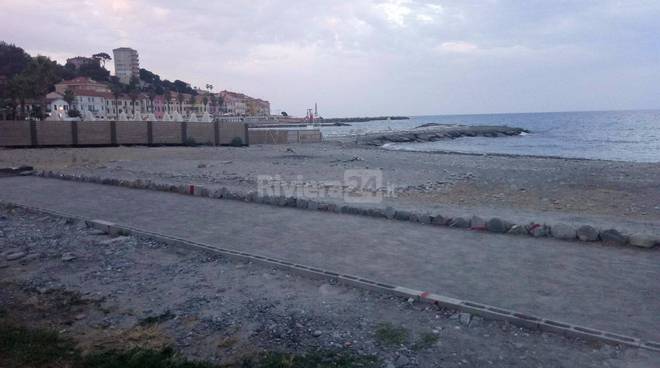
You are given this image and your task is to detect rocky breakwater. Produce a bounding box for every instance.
[358,124,528,146]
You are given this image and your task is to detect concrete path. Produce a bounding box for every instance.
[1,176,659,342]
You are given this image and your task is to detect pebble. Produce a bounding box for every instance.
[6,251,27,261]
[312,330,323,337]
[628,234,657,249]
[576,225,599,242]
[61,253,77,262]
[100,236,131,245]
[599,229,628,246]
[550,223,577,240]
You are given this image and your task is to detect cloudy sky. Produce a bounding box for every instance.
[2,0,659,116]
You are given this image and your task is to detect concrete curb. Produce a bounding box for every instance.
[1,199,659,353]
[34,171,659,250]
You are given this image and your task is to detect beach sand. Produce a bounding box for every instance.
[1,141,659,229]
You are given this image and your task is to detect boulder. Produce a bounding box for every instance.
[550,223,577,240]
[448,217,470,228]
[486,218,512,233]
[599,229,628,246]
[576,225,599,242]
[527,224,549,237]
[470,216,486,230]
[431,215,448,226]
[384,207,396,219]
[628,234,657,249]
[307,200,319,210]
[296,198,308,209]
[417,213,432,224]
[394,210,411,221]
[507,225,528,236]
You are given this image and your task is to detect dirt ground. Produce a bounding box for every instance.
[1,142,659,224]
[1,205,658,367]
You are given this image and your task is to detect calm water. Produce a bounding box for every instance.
[321,110,660,163]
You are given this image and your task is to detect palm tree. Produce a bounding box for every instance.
[129,91,139,116]
[111,84,123,120]
[202,95,209,113]
[163,90,172,112]
[176,93,184,113]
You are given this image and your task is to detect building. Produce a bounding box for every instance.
[112,47,139,84]
[219,90,270,116]
[54,77,111,95]
[66,56,99,70]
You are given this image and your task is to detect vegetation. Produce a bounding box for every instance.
[412,332,439,351]
[0,322,379,368]
[373,322,409,346]
[0,42,203,120]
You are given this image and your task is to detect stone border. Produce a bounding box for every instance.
[2,199,658,353]
[33,170,659,250]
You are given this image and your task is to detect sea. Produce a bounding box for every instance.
[320,110,660,163]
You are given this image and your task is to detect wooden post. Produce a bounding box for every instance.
[71,121,79,145]
[110,121,117,145]
[147,121,153,145]
[29,120,38,146]
[181,121,188,144]
[214,121,220,146]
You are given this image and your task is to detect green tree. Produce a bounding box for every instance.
[92,52,111,68]
[0,42,31,79]
[111,83,123,120]
[176,93,184,112]
[63,88,75,111]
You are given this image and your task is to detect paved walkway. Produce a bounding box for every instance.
[1,176,659,342]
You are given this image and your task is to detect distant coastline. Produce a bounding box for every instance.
[321,116,409,124]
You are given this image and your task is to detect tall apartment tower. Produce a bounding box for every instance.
[112,47,139,84]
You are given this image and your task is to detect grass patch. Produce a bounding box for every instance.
[412,332,439,351]
[254,350,380,368]
[0,322,378,368]
[81,347,215,368]
[374,322,408,347]
[139,310,176,326]
[0,322,79,368]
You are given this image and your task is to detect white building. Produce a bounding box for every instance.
[112,47,140,84]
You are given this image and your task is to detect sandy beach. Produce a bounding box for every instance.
[1,140,659,230]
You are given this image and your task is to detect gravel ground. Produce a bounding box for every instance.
[1,142,659,227]
[1,205,658,367]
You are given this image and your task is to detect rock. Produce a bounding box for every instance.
[393,210,411,221]
[431,215,448,226]
[296,198,308,209]
[75,313,86,320]
[600,229,628,246]
[197,163,207,168]
[507,225,528,236]
[448,217,469,228]
[307,200,319,211]
[395,355,410,367]
[312,330,322,337]
[458,312,472,326]
[628,234,657,249]
[5,251,26,261]
[550,223,577,240]
[576,225,599,242]
[100,236,131,245]
[385,207,396,219]
[527,224,549,238]
[417,213,432,224]
[486,218,511,233]
[61,253,77,262]
[367,208,386,218]
[470,216,486,230]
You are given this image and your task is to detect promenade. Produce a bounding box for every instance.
[0,175,658,343]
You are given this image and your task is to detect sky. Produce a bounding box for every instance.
[1,0,659,117]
